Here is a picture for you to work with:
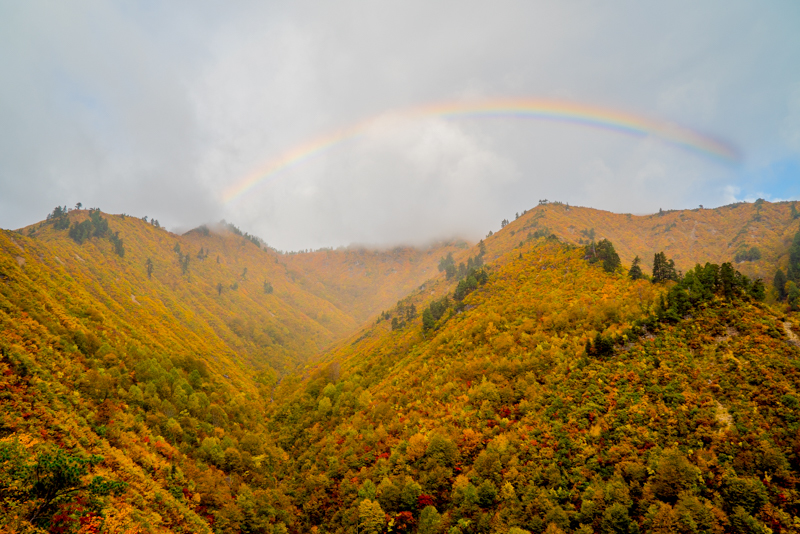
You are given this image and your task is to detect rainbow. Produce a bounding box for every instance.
[222,98,741,203]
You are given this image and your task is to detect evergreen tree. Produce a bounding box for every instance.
[789,282,800,311]
[629,256,644,280]
[145,258,154,279]
[652,251,678,283]
[217,282,223,296]
[422,308,435,331]
[774,269,788,300]
[438,252,455,273]
[584,239,621,273]
[788,225,800,282]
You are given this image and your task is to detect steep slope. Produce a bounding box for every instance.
[488,200,800,282]
[262,239,800,533]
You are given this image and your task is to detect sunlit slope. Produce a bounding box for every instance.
[487,200,799,280]
[16,211,368,375]
[280,242,466,324]
[263,239,800,533]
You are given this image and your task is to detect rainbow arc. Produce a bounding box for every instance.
[222,98,740,203]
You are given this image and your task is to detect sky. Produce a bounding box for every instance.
[1,1,799,250]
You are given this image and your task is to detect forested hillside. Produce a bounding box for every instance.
[487,200,800,283]
[2,202,800,533]
[0,208,458,533]
[263,237,800,533]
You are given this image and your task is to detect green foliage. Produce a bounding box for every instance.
[585,238,621,272]
[453,267,488,301]
[47,206,70,230]
[652,251,679,283]
[788,281,800,310]
[774,268,787,300]
[628,255,644,280]
[657,262,764,321]
[722,477,768,514]
[734,246,761,262]
[0,441,126,530]
[263,280,274,294]
[787,223,800,282]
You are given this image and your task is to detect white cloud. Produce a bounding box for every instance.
[1,1,799,247]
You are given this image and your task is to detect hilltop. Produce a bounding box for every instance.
[485,200,800,283]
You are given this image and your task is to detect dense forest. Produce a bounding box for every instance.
[2,201,800,533]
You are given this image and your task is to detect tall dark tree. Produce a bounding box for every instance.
[652,252,678,283]
[788,225,800,282]
[585,239,620,273]
[422,308,435,331]
[629,256,644,280]
[438,252,455,273]
[774,268,788,300]
[145,258,154,279]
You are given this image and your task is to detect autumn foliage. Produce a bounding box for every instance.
[2,201,800,533]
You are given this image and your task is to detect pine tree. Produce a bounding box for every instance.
[422,308,435,331]
[788,225,800,282]
[145,258,154,279]
[629,256,644,280]
[774,269,788,300]
[584,239,620,273]
[652,251,678,283]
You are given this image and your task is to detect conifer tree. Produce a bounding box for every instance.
[788,225,800,282]
[145,258,154,279]
[774,269,788,300]
[652,251,678,283]
[585,239,620,273]
[629,256,644,280]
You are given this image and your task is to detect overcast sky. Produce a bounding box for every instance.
[2,1,799,250]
